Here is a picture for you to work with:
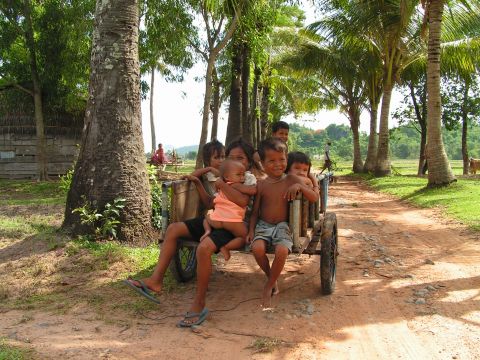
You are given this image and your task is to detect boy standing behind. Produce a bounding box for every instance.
[247,138,318,308]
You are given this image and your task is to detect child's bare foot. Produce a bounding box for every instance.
[262,285,273,308]
[272,281,279,295]
[200,230,211,242]
[220,246,231,261]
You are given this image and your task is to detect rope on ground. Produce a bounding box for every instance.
[137,265,320,324]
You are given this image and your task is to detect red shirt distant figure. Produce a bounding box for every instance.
[151,143,168,166]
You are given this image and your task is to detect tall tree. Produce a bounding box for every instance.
[139,0,195,153]
[425,0,455,185]
[63,0,153,243]
[226,38,243,144]
[188,0,243,168]
[0,0,93,180]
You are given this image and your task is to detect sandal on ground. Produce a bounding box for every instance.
[122,279,160,304]
[177,308,209,328]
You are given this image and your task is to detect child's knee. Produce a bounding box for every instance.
[251,240,266,255]
[275,245,289,257]
[196,239,216,257]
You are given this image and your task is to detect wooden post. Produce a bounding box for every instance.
[301,196,308,237]
[291,198,301,249]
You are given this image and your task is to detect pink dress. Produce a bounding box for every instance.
[209,189,245,222]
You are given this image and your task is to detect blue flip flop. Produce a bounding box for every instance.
[177,308,209,328]
[122,279,161,304]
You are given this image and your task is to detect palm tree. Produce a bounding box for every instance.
[396,4,480,176]
[425,0,456,185]
[63,0,153,243]
[424,0,480,184]
[309,0,421,175]
[274,31,367,172]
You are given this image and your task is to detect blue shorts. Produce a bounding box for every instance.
[252,220,293,252]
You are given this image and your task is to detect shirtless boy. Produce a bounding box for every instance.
[247,138,318,308]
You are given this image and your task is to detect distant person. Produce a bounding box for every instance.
[151,143,168,167]
[421,145,428,175]
[320,141,332,173]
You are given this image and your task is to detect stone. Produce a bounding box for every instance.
[426,285,436,291]
[374,259,384,267]
[306,304,315,315]
[415,298,426,305]
[414,290,428,297]
[425,259,435,265]
[405,298,415,304]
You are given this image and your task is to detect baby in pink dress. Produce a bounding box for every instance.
[201,159,256,260]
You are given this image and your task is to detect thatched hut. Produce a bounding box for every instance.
[0,113,83,179]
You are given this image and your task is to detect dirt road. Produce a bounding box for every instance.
[2,178,479,359]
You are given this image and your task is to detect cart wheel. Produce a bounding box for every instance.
[320,213,338,295]
[169,238,197,282]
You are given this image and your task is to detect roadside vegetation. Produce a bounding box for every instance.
[0,177,181,319]
[336,160,480,230]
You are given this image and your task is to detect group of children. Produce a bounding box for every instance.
[124,121,321,327]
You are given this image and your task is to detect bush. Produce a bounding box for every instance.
[147,165,162,229]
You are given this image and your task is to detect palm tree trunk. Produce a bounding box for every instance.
[195,6,240,166]
[241,42,251,144]
[410,81,428,175]
[349,108,363,173]
[461,79,469,175]
[63,0,153,243]
[426,0,455,186]
[149,67,156,154]
[251,65,261,148]
[24,1,48,181]
[196,57,215,168]
[363,103,378,172]
[260,83,270,141]
[374,82,393,176]
[211,67,220,141]
[226,39,243,145]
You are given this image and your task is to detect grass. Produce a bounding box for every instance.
[0,178,181,317]
[0,179,65,206]
[0,338,35,360]
[364,176,480,230]
[248,337,284,353]
[337,159,479,230]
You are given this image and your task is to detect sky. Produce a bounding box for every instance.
[140,2,401,152]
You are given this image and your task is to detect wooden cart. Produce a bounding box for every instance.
[160,173,338,295]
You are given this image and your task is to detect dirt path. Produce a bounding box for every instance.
[2,178,479,359]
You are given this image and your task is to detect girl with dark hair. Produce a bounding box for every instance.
[286,151,319,193]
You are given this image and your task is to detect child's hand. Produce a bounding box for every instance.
[304,177,313,187]
[182,174,199,183]
[246,231,254,244]
[284,183,301,201]
[209,167,220,177]
[214,177,225,190]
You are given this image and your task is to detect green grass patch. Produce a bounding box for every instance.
[365,176,480,230]
[0,339,34,360]
[0,179,65,205]
[65,237,160,269]
[0,215,60,239]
